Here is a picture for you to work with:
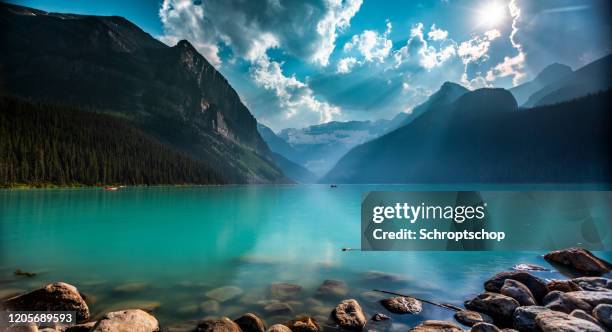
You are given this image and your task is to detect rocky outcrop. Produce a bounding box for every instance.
[543,290,592,313]
[544,248,611,276]
[535,310,605,332]
[1,282,90,322]
[500,280,536,306]
[454,310,493,326]
[235,313,266,332]
[593,304,612,329]
[512,306,549,332]
[409,320,464,332]
[484,271,548,303]
[195,317,242,332]
[332,299,366,330]
[380,296,422,314]
[91,309,159,332]
[464,292,520,326]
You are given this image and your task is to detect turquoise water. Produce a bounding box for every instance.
[1,185,610,330]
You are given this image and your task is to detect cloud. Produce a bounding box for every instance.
[312,0,364,66]
[427,24,448,41]
[343,20,393,63]
[457,29,500,64]
[336,57,358,74]
[394,23,456,69]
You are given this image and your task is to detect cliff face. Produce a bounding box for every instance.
[0,3,285,183]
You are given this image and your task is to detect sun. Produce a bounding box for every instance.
[478,3,507,27]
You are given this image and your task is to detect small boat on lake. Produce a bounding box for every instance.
[104,186,119,191]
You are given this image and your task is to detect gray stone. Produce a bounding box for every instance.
[380,296,422,314]
[371,313,390,321]
[569,309,601,327]
[205,286,243,302]
[512,306,549,332]
[195,317,242,332]
[592,304,612,329]
[544,248,611,276]
[500,279,536,306]
[235,313,266,332]
[454,310,494,327]
[409,320,463,331]
[535,310,605,332]
[571,277,611,291]
[91,309,159,332]
[565,291,612,307]
[543,290,592,313]
[484,271,548,303]
[332,299,366,330]
[464,292,520,326]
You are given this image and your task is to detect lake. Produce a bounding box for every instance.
[1,185,610,330]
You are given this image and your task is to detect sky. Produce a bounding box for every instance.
[10,0,612,131]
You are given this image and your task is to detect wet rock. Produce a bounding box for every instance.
[0,288,25,300]
[205,286,243,302]
[471,322,501,332]
[195,317,242,332]
[565,291,612,307]
[267,324,292,332]
[543,290,592,313]
[284,316,321,332]
[91,309,159,332]
[546,280,582,293]
[464,292,519,326]
[2,282,90,322]
[484,271,548,303]
[235,313,266,332]
[14,269,37,277]
[454,310,493,327]
[512,306,549,331]
[113,281,149,293]
[315,280,348,299]
[380,296,422,314]
[409,320,463,332]
[269,283,302,300]
[593,304,612,329]
[500,279,536,306]
[371,313,390,321]
[65,322,97,332]
[332,299,366,330]
[200,300,220,314]
[535,310,605,332]
[571,277,611,291]
[544,248,611,276]
[569,309,601,326]
[512,264,548,272]
[264,302,293,316]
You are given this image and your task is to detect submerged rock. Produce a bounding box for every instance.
[284,316,321,332]
[512,306,549,332]
[380,296,422,314]
[235,313,266,332]
[269,283,302,300]
[593,304,612,329]
[195,317,242,332]
[361,271,406,283]
[500,279,536,306]
[315,280,348,299]
[543,290,592,313]
[512,264,548,272]
[544,248,611,276]
[205,286,243,302]
[91,309,159,332]
[464,292,519,326]
[371,313,390,321]
[535,310,605,332]
[332,299,366,330]
[264,302,293,316]
[113,282,149,293]
[454,310,493,326]
[2,282,90,322]
[546,279,582,293]
[484,271,548,303]
[409,320,463,332]
[470,322,501,332]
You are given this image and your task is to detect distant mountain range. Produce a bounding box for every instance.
[0,3,286,184]
[509,63,573,106]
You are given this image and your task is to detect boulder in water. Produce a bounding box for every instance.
[453,310,493,326]
[464,292,519,326]
[235,313,266,332]
[195,317,242,332]
[380,296,422,314]
[500,279,536,306]
[332,299,366,330]
[315,280,348,299]
[91,309,158,332]
[409,320,463,331]
[543,290,592,313]
[535,310,605,332]
[544,248,610,276]
[484,271,547,303]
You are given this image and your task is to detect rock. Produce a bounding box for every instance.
[569,309,601,326]
[267,324,292,332]
[512,264,548,272]
[269,283,302,300]
[471,322,501,332]
[65,322,97,332]
[195,317,242,332]
[361,271,406,283]
[102,300,162,313]
[484,271,548,303]
[500,279,536,306]
[14,269,37,277]
[571,277,611,291]
[235,313,266,332]
[454,310,493,327]
[200,300,220,313]
[546,280,582,293]
[544,248,611,276]
[91,309,159,332]
[565,291,612,307]
[4,324,39,332]
[2,282,90,322]
[360,291,385,303]
[535,310,605,332]
[284,316,320,332]
[593,304,612,329]
[113,282,149,293]
[543,290,592,313]
[177,304,200,315]
[371,313,390,321]
[409,320,463,331]
[0,288,25,300]
[315,280,348,299]
[332,299,366,330]
[205,286,243,302]
[264,302,293,316]
[464,292,519,326]
[380,296,422,314]
[512,306,549,332]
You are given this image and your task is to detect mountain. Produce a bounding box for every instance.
[510,63,573,105]
[1,96,223,187]
[257,123,300,162]
[0,3,286,184]
[399,81,469,127]
[322,89,611,184]
[271,153,317,183]
[523,54,612,107]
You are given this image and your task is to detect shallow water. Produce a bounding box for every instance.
[1,185,610,330]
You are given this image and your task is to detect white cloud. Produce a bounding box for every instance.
[457,29,500,64]
[343,20,393,63]
[394,23,456,70]
[336,57,359,74]
[427,24,448,41]
[312,0,364,66]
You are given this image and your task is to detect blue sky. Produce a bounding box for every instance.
[10,0,612,131]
